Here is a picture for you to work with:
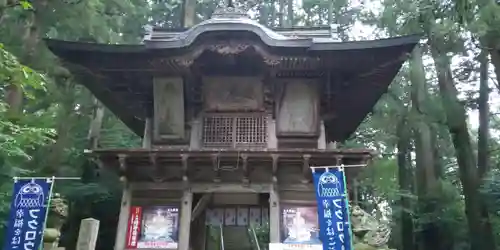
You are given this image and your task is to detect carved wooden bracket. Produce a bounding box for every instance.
[118,154,128,182]
[150,153,167,183]
[211,154,221,183]
[181,154,189,184]
[271,154,279,183]
[241,154,249,185]
[335,155,343,166]
[301,154,311,184]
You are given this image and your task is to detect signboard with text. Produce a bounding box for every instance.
[3,178,53,250]
[281,206,321,244]
[126,206,179,249]
[312,167,352,250]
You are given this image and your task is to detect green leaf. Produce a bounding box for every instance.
[19,1,32,10]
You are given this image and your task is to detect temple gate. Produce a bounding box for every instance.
[46,6,419,250]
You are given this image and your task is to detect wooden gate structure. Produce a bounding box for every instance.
[46,6,419,250]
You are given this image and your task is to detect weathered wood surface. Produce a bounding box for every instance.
[114,186,131,250]
[178,191,193,250]
[277,80,319,135]
[154,77,185,141]
[203,76,263,111]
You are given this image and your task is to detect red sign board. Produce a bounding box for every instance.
[126,206,143,249]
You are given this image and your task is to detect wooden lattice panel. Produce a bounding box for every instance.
[202,113,268,148]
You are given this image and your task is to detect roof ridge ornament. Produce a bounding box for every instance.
[211,6,249,19]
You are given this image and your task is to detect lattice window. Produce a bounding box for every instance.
[202,113,268,148]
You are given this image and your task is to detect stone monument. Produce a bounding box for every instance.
[43,193,68,250]
[350,205,394,250]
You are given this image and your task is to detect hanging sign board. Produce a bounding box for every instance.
[3,178,54,250]
[126,206,179,249]
[311,166,353,250]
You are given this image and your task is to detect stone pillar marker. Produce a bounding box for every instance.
[76,218,100,250]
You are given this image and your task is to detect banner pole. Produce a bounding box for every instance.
[339,165,354,250]
[39,176,56,250]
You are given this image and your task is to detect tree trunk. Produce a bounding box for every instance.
[6,84,23,119]
[286,0,293,27]
[410,45,443,250]
[88,98,105,149]
[327,1,333,25]
[410,46,437,191]
[45,80,76,174]
[396,115,415,250]
[490,49,500,92]
[478,50,490,177]
[430,40,496,250]
[182,0,196,28]
[278,0,285,27]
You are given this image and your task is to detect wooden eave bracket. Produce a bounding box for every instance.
[118,154,128,182]
[181,154,189,181]
[149,153,166,183]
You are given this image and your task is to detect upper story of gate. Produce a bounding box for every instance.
[45,7,420,151]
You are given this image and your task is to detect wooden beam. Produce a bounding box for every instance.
[191,193,212,222]
[130,182,272,193]
[142,118,152,148]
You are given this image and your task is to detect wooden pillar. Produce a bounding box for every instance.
[269,186,280,243]
[189,118,202,149]
[114,184,131,250]
[179,190,193,250]
[142,118,152,148]
[317,121,326,149]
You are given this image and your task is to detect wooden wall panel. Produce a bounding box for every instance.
[153,77,185,142]
[202,76,264,111]
[276,80,319,136]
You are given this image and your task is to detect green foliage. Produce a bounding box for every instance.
[0,0,500,249]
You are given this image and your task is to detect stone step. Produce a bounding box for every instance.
[223,226,253,250]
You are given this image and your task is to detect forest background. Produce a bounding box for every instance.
[2,0,500,249]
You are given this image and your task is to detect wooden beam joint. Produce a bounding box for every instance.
[241,154,249,185]
[181,154,189,183]
[301,154,311,184]
[118,154,128,182]
[271,154,280,183]
[211,154,221,183]
[150,153,166,182]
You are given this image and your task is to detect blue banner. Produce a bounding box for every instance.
[312,167,352,250]
[3,178,53,250]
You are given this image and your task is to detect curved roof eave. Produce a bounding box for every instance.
[44,38,146,53]
[309,34,422,51]
[44,34,422,55]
